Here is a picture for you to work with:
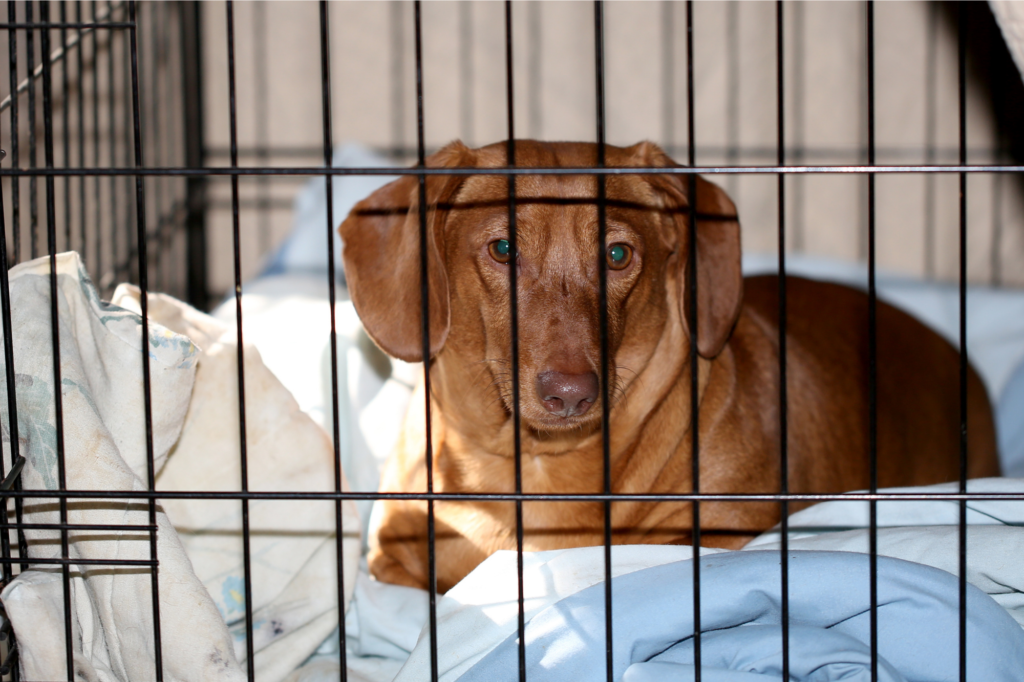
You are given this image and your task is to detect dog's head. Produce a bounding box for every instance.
[340,140,742,434]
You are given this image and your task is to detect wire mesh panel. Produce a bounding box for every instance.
[0,2,1022,682]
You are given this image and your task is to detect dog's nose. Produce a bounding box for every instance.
[536,371,599,417]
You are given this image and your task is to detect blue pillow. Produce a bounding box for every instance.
[999,357,1024,477]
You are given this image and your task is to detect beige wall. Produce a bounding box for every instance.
[1,2,1020,298]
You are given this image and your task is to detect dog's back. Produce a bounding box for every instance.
[740,275,999,493]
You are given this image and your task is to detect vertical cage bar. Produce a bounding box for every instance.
[0,149,26,682]
[225,4,256,679]
[685,2,701,679]
[503,6,527,682]
[592,3,613,681]
[146,1,163,290]
[0,149,11,601]
[956,3,968,680]
[91,1,101,283]
[75,2,85,267]
[8,1,19,266]
[865,2,879,680]
[122,3,135,282]
[127,3,163,679]
[60,2,69,253]
[775,3,790,681]
[26,1,37,261]
[107,0,119,286]
[411,4,439,680]
[38,4,74,679]
[0,146,23,682]
[180,0,206,310]
[317,4,349,679]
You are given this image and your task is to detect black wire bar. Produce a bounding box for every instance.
[592,3,615,682]
[685,2,702,678]
[502,3,527,682]
[957,3,970,680]
[5,163,1024,178]
[59,2,68,254]
[775,2,790,679]
[127,1,164,679]
[317,2,349,678]
[0,487,1019,503]
[7,1,19,267]
[224,3,256,680]
[39,3,74,677]
[411,3,440,680]
[26,0,37,261]
[866,3,880,680]
[0,143,24,682]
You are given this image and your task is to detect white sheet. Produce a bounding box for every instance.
[0,253,361,682]
[0,253,244,682]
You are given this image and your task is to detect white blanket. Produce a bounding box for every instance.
[0,253,361,682]
[0,253,243,682]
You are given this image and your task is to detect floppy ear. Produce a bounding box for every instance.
[630,141,743,359]
[339,141,473,362]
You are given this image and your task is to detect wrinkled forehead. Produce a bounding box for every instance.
[447,172,663,228]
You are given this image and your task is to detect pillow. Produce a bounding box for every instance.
[263,143,397,278]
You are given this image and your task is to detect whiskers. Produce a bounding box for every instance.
[608,365,639,408]
[479,358,514,412]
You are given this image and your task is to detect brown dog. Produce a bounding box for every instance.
[340,140,999,593]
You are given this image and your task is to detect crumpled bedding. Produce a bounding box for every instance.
[0,253,360,682]
[457,551,1024,682]
[387,479,1024,682]
[0,253,242,682]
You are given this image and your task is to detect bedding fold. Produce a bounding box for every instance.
[0,253,361,682]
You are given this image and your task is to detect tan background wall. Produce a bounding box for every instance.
[199,1,1024,295]
[1,2,1022,299]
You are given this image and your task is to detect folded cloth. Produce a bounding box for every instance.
[393,545,726,682]
[113,283,361,682]
[457,551,1024,682]
[0,253,245,682]
[747,525,1024,628]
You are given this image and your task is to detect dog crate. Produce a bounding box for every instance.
[0,1,1023,681]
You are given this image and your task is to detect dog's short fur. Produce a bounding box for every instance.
[340,140,999,593]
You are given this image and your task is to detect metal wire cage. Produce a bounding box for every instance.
[0,1,1022,681]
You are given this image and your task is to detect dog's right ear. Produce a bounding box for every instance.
[628,141,743,359]
[340,141,473,362]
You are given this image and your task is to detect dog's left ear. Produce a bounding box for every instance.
[629,141,743,359]
[339,141,473,362]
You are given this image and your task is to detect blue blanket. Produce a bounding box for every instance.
[457,551,1024,682]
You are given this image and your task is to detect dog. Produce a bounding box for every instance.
[339,140,999,593]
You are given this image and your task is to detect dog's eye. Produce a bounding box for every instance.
[606,243,633,270]
[488,239,513,264]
